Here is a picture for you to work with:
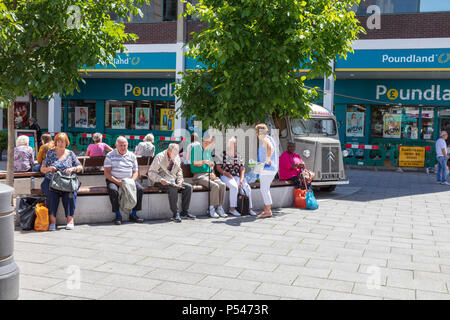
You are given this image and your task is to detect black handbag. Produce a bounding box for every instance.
[17,196,45,231]
[49,171,81,197]
[237,187,250,215]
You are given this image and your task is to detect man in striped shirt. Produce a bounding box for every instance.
[104,136,144,225]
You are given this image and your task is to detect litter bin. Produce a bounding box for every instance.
[0,183,19,300]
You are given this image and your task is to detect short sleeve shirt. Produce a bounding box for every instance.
[436,138,448,157]
[104,149,138,180]
[42,149,81,180]
[190,144,212,174]
[87,143,108,157]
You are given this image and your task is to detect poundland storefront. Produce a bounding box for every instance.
[60,52,180,153]
[333,47,450,168]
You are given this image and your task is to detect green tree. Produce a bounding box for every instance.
[176,0,364,129]
[0,0,149,187]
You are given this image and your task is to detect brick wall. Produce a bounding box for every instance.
[358,12,450,39]
[122,12,450,45]
[124,22,177,44]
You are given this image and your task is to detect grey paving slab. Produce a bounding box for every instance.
[11,169,450,299]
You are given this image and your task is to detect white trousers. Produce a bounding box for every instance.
[259,171,276,205]
[220,175,253,208]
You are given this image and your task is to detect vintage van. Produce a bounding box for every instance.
[269,104,349,191]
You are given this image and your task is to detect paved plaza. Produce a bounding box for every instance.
[13,168,450,300]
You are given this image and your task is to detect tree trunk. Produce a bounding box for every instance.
[6,100,14,187]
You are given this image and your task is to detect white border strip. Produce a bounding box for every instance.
[124,43,179,53]
[352,38,450,50]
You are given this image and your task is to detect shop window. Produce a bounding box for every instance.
[154,101,175,131]
[420,0,450,13]
[110,0,177,23]
[402,107,419,140]
[105,100,153,130]
[355,0,419,15]
[67,100,96,129]
[421,107,434,140]
[371,105,403,139]
[346,104,366,138]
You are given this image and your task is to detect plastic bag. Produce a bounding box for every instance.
[293,188,307,209]
[305,188,319,210]
[17,197,45,231]
[245,171,258,184]
[34,203,49,232]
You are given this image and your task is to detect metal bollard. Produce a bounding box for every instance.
[0,183,19,300]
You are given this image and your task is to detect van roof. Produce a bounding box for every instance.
[309,104,332,116]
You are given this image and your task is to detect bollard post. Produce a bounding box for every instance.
[0,183,20,300]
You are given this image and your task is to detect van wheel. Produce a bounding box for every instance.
[321,185,336,192]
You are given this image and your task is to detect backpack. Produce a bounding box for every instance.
[34,203,49,232]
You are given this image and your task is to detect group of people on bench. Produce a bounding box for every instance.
[16,123,311,231]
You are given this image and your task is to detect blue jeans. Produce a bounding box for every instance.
[32,164,41,172]
[41,178,77,217]
[436,156,448,182]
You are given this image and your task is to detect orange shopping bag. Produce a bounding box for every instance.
[34,203,49,232]
[293,188,307,209]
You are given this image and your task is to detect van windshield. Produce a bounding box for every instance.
[291,118,337,136]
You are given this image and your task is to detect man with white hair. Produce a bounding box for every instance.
[149,143,194,222]
[436,130,449,185]
[104,136,144,225]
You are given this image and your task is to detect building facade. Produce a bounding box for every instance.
[5,0,450,166]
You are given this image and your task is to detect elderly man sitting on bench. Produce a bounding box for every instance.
[104,136,144,225]
[149,143,194,223]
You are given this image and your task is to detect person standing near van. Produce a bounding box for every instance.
[436,131,449,185]
[255,123,279,218]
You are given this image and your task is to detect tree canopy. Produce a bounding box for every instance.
[0,0,149,107]
[175,0,364,129]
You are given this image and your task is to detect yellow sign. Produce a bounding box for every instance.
[160,108,174,131]
[398,146,425,167]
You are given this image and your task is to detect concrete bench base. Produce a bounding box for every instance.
[51,186,295,225]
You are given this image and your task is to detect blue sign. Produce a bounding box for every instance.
[333,80,450,106]
[67,78,176,101]
[336,49,450,71]
[81,52,176,72]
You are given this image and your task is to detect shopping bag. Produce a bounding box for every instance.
[293,188,307,209]
[17,197,45,231]
[34,203,49,232]
[237,188,250,215]
[305,187,319,210]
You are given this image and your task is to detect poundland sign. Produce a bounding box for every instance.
[336,49,450,71]
[376,84,450,102]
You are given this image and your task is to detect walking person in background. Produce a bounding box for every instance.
[255,123,279,218]
[85,133,113,157]
[28,117,42,148]
[436,131,450,186]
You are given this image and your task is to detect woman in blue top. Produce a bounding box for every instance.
[255,123,279,218]
[40,132,83,231]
